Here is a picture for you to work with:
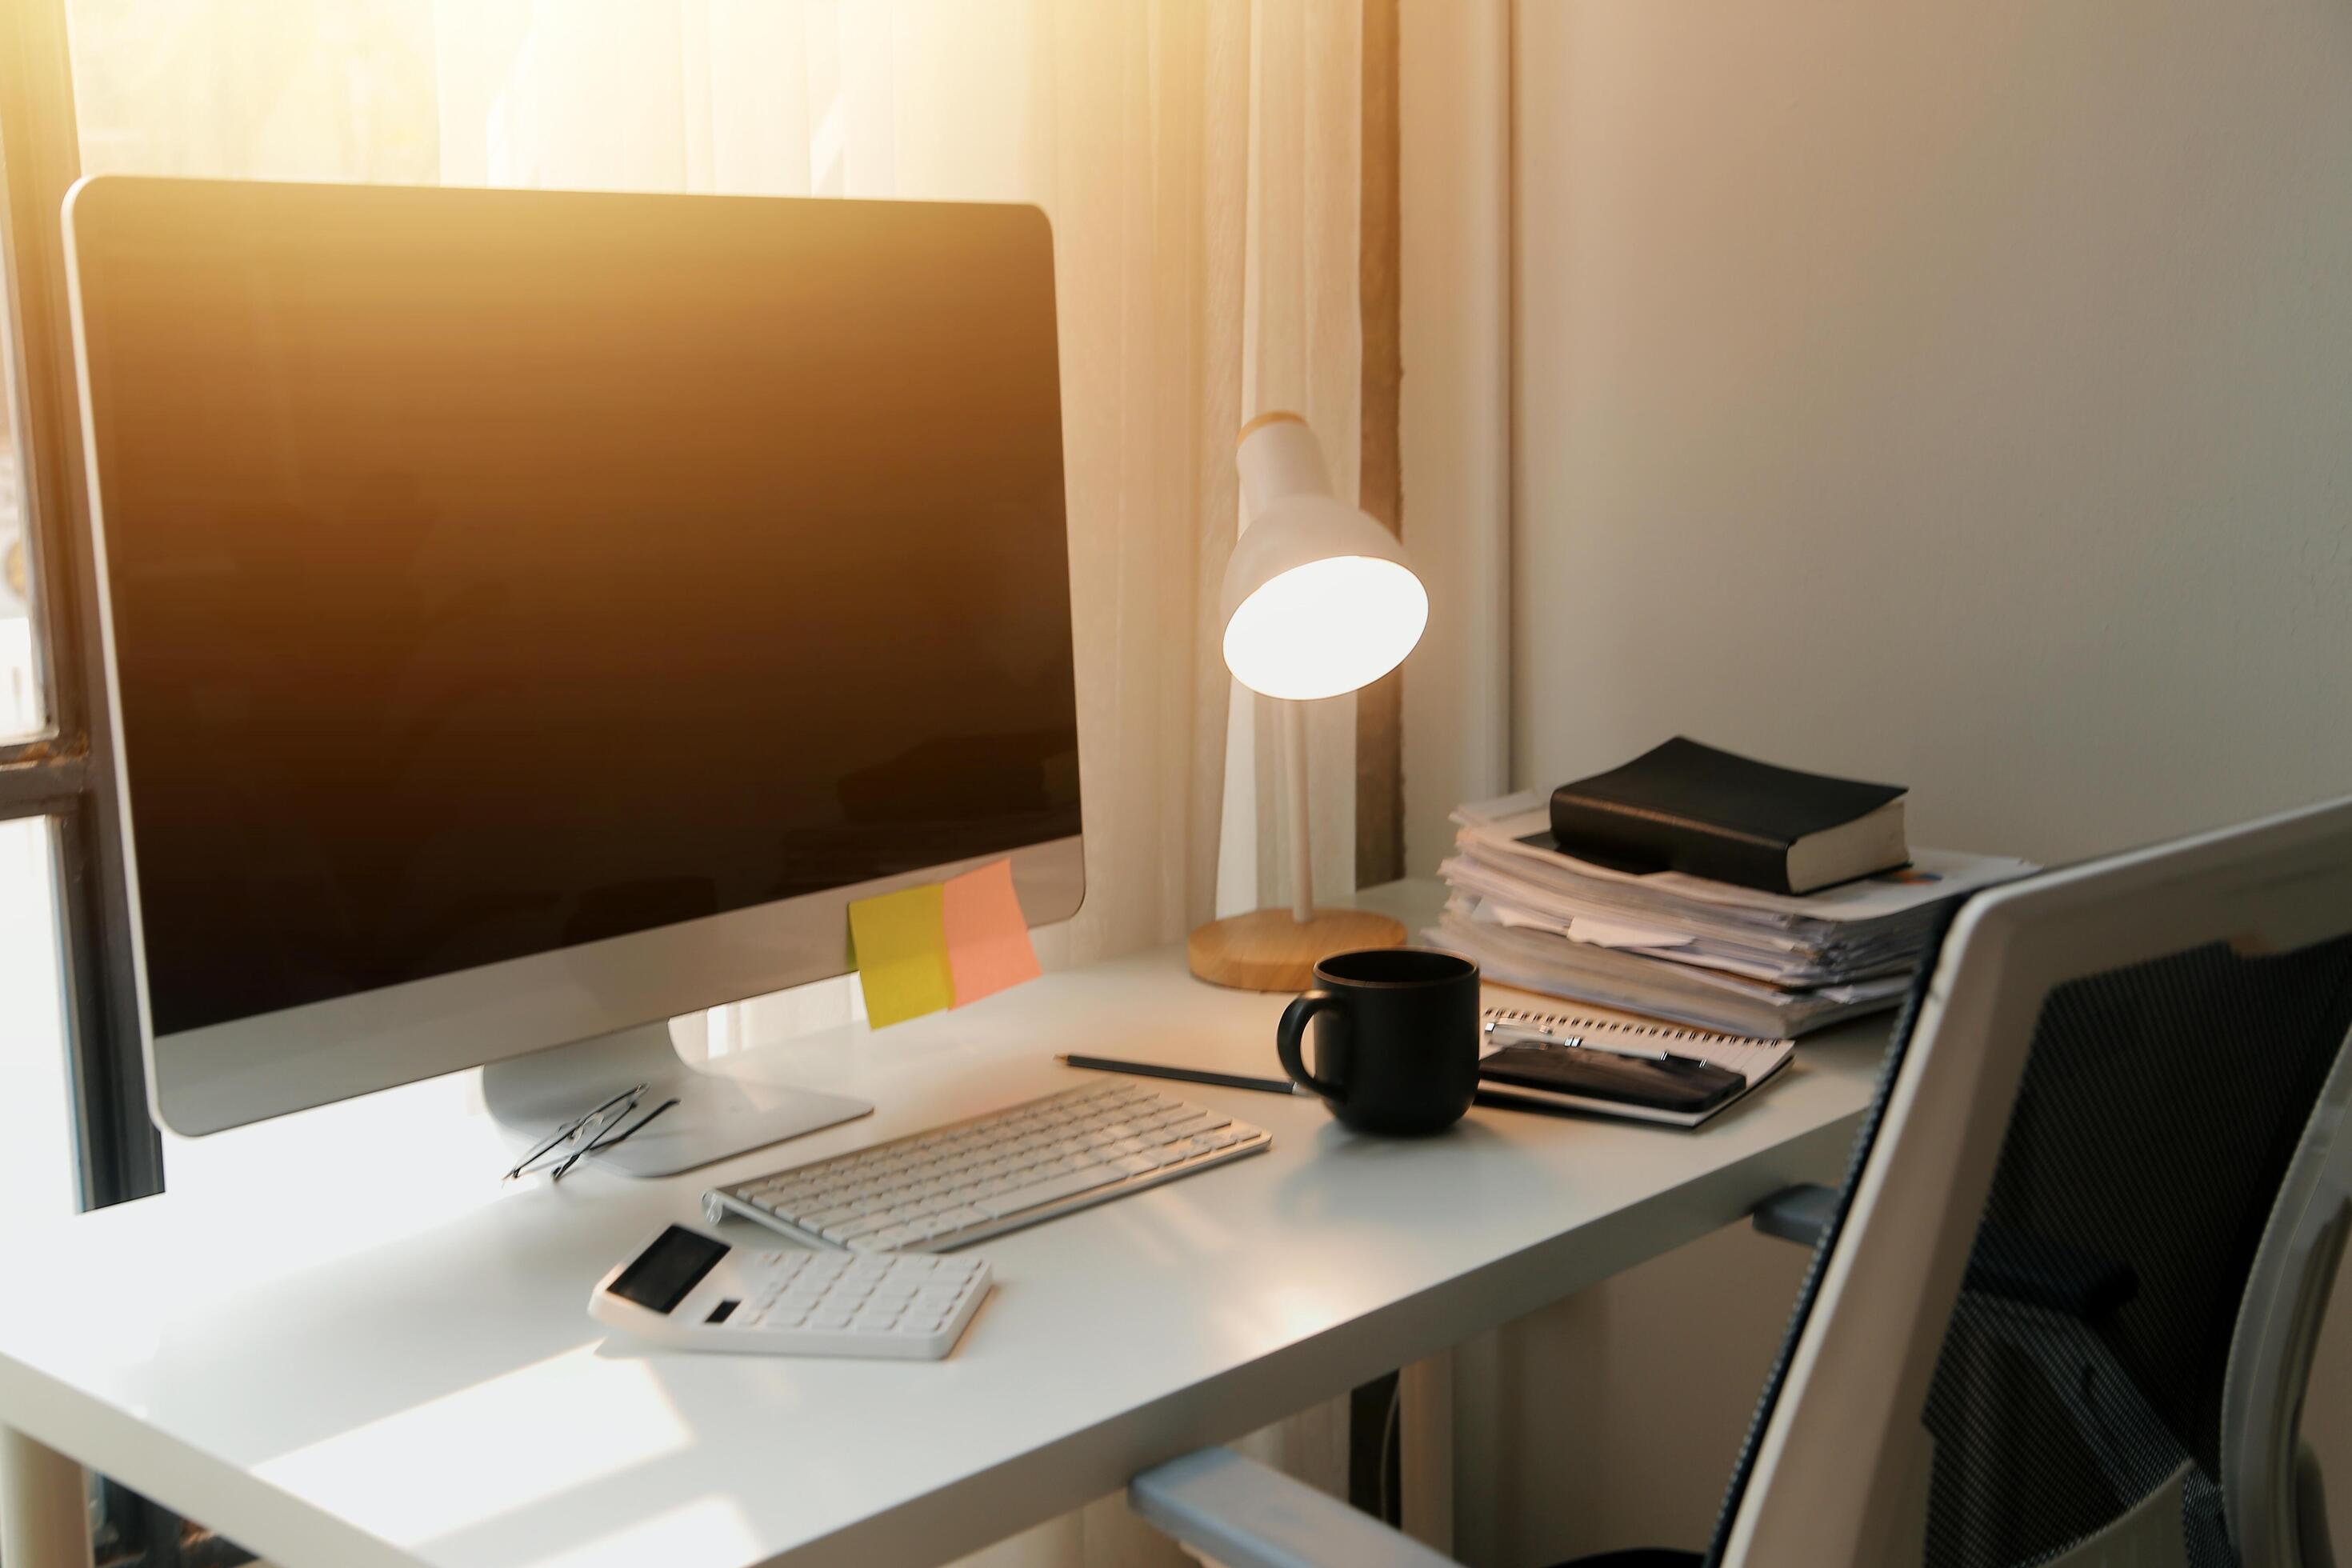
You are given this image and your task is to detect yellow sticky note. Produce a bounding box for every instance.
[942,858,1042,1007]
[847,884,954,1029]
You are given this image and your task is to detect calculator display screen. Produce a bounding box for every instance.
[606,1226,729,1315]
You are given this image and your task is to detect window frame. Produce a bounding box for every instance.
[0,0,162,1213]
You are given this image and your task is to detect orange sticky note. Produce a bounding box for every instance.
[847,884,955,1029]
[942,858,1042,1007]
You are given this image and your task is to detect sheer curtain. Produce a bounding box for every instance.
[66,0,1364,970]
[65,3,1364,1560]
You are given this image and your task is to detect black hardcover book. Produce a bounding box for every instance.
[1546,737,1908,895]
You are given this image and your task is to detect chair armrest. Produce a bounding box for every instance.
[1752,1183,1838,1248]
[1129,1447,1458,1568]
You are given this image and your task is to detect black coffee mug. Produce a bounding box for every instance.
[1276,947,1482,1134]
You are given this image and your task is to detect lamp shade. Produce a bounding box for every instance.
[1220,414,1428,702]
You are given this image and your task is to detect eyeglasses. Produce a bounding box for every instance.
[504,1084,681,1182]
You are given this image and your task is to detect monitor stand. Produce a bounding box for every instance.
[480,1019,872,1178]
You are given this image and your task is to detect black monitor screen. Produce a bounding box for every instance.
[73,180,1080,1037]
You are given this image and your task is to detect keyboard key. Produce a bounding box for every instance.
[974,1164,1125,1218]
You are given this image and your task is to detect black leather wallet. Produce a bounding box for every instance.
[1478,1043,1746,1115]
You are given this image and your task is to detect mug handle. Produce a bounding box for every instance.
[1277,990,1350,1102]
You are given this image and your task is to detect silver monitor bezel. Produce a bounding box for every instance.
[62,175,1086,1138]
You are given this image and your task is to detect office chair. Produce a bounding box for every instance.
[1131,798,2352,1568]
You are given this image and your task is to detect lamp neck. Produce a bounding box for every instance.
[1237,415,1334,518]
[1283,697,1315,923]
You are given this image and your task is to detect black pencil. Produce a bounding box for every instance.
[1056,1053,1298,1096]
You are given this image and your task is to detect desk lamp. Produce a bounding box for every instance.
[1188,412,1429,990]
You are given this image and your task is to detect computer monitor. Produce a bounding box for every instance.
[66,176,1084,1171]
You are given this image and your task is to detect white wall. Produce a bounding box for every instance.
[1513,0,2352,852]
[1479,0,2352,1558]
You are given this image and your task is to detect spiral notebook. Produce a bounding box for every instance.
[1476,1003,1794,1127]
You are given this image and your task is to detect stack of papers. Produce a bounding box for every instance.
[1430,793,2036,1038]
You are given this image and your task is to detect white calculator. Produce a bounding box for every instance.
[590,1223,992,1360]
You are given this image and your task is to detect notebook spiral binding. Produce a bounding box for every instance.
[1480,1005,1751,1047]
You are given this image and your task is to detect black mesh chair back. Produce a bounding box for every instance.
[1712,799,2352,1568]
[1919,937,2352,1567]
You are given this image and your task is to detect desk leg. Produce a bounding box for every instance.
[0,1425,91,1568]
[1398,1352,1454,1554]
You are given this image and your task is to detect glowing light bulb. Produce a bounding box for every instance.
[1223,554,1429,700]
[1218,414,1427,700]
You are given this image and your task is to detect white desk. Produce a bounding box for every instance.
[0,882,1886,1568]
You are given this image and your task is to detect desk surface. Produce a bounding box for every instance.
[0,882,1886,1568]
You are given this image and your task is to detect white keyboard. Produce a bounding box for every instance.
[706,1078,1271,1251]
[591,1223,990,1359]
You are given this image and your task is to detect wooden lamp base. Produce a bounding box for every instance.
[1186,906,1409,992]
